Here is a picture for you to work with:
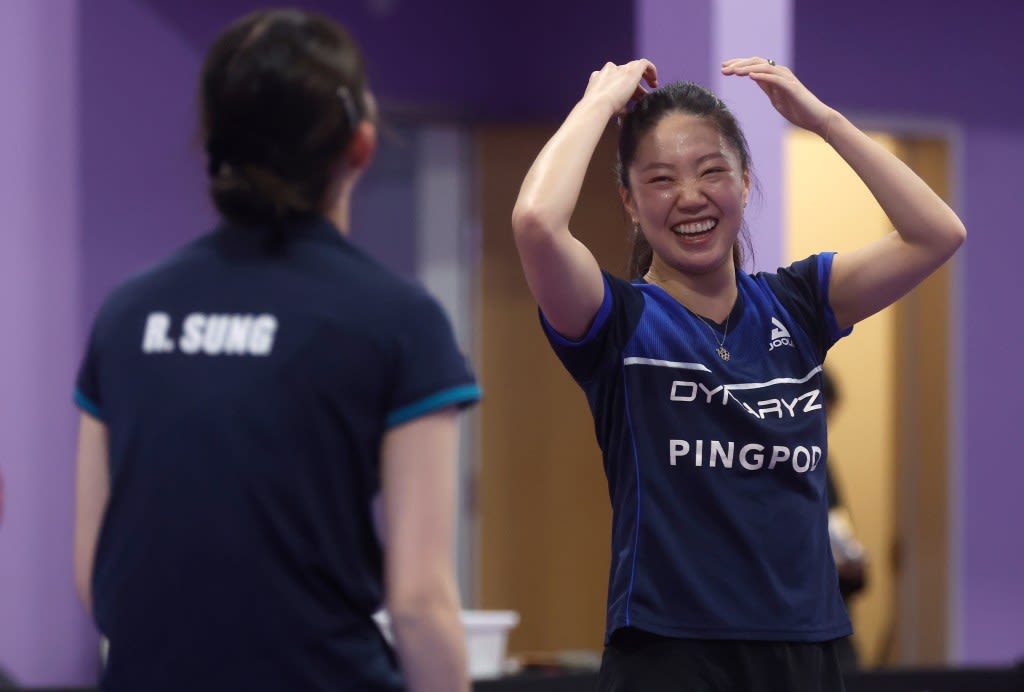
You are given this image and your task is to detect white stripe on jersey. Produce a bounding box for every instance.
[623,357,711,372]
[622,360,823,393]
[723,365,823,391]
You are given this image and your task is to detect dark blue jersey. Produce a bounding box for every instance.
[75,218,480,692]
[542,254,852,643]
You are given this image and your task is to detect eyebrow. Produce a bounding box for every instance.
[638,152,728,173]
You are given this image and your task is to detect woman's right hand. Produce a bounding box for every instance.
[581,59,659,117]
[512,60,657,341]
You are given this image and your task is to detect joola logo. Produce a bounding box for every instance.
[768,317,795,352]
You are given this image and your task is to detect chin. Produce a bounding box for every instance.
[668,247,735,277]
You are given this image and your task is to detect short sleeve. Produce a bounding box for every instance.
[539,272,645,385]
[762,252,852,360]
[74,314,107,421]
[384,291,481,428]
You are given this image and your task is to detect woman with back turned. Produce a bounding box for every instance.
[73,9,479,691]
[512,57,965,691]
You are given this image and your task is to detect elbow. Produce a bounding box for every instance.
[942,220,967,259]
[511,205,543,239]
[953,221,967,248]
[511,199,561,245]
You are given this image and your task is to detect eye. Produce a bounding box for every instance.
[647,175,673,184]
[701,167,727,176]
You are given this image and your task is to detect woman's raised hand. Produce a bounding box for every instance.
[722,57,836,139]
[582,59,659,117]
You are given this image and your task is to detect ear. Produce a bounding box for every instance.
[741,168,750,208]
[618,184,638,224]
[344,120,377,172]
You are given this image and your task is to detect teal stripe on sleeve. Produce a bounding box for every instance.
[74,388,104,421]
[386,384,482,428]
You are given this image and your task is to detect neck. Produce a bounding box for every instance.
[324,174,358,237]
[644,257,738,322]
[325,203,350,236]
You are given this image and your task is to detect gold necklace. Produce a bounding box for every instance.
[696,313,731,361]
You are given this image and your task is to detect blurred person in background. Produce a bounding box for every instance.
[73,9,479,692]
[822,367,868,674]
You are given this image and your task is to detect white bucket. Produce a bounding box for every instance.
[373,609,520,680]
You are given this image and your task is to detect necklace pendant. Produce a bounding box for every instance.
[716,346,731,361]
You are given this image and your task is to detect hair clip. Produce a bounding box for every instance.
[336,85,360,128]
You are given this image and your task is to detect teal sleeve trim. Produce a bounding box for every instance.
[386,384,482,428]
[74,388,104,421]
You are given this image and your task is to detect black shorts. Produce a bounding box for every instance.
[597,628,845,692]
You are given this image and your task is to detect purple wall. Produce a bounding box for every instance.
[960,126,1024,664]
[795,0,1022,130]
[139,0,632,122]
[80,0,213,327]
[5,0,1019,684]
[711,0,792,274]
[795,0,1024,665]
[0,0,96,685]
[81,0,424,295]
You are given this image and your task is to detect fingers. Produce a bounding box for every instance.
[626,59,658,106]
[613,59,657,90]
[635,58,659,89]
[586,59,659,118]
[721,56,786,75]
[747,71,786,85]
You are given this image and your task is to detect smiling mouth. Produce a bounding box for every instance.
[671,219,718,236]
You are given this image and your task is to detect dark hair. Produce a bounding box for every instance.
[617,81,755,279]
[200,9,369,228]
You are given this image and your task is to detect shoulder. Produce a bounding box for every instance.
[747,254,832,297]
[741,253,840,317]
[90,233,217,327]
[605,271,650,314]
[325,241,447,322]
[741,252,849,356]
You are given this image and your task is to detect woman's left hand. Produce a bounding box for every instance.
[722,57,835,138]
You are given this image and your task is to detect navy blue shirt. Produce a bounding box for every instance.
[542,254,852,643]
[75,218,480,692]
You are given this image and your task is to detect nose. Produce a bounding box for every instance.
[675,179,706,209]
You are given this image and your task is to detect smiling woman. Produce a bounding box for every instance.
[617,82,753,291]
[510,56,965,692]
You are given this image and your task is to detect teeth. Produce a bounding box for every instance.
[672,219,717,235]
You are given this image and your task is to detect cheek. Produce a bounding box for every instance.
[709,181,745,210]
[636,189,676,213]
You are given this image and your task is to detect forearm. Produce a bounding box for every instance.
[824,112,966,255]
[511,97,615,236]
[75,413,109,617]
[390,589,469,692]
